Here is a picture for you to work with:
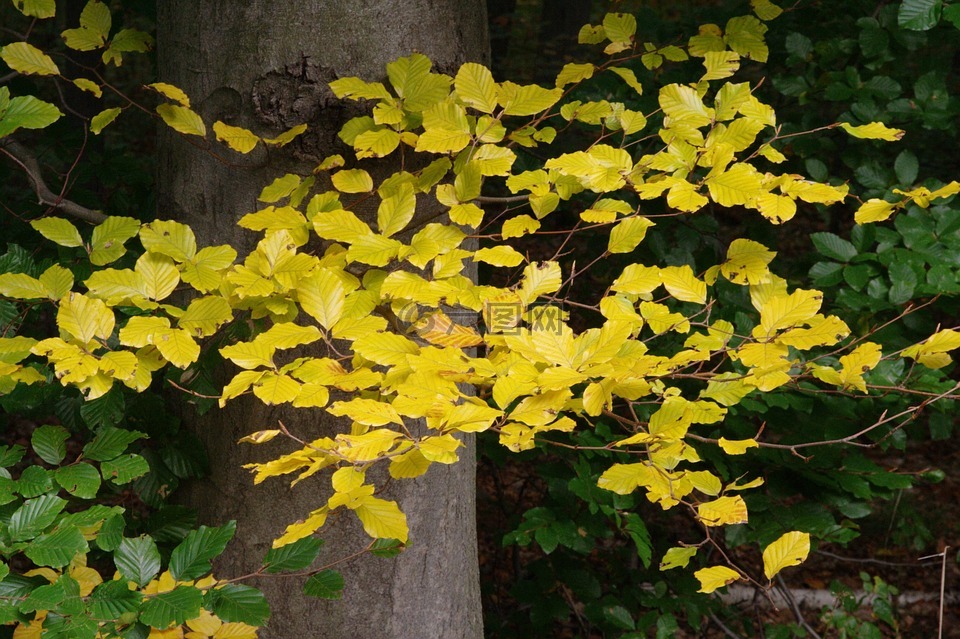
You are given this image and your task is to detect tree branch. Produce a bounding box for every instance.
[0,138,107,224]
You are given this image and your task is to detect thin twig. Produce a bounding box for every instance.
[938,546,949,639]
[0,138,107,223]
[709,611,746,639]
[776,574,823,639]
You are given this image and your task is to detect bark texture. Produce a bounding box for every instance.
[156,3,488,637]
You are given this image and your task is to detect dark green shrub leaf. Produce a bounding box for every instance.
[894,150,919,185]
[811,232,857,262]
[31,424,69,465]
[115,536,161,587]
[101,454,150,484]
[369,537,403,558]
[97,513,125,551]
[9,494,67,540]
[898,0,942,30]
[264,536,323,572]
[205,584,270,626]
[55,463,101,499]
[604,604,635,630]
[82,428,146,462]
[24,526,88,568]
[169,521,236,581]
[0,445,26,468]
[89,579,143,621]
[139,586,203,628]
[622,513,652,568]
[17,465,54,498]
[79,388,126,430]
[303,570,344,599]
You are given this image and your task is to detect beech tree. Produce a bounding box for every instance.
[1,1,958,638]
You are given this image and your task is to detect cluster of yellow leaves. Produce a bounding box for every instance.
[9,0,959,598]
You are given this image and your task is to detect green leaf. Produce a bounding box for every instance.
[31,424,69,465]
[9,494,67,540]
[894,150,919,185]
[0,95,62,137]
[898,0,942,30]
[0,445,26,468]
[96,513,125,551]
[17,465,54,498]
[80,389,126,430]
[24,526,88,567]
[169,521,236,581]
[91,107,122,134]
[204,584,270,626]
[101,454,150,484]
[12,0,56,18]
[0,42,60,75]
[21,578,68,612]
[114,535,161,587]
[603,604,636,630]
[139,586,203,628]
[810,232,857,262]
[156,104,206,137]
[369,537,405,558]
[55,463,101,499]
[303,570,344,599]
[89,579,143,621]
[622,513,652,568]
[83,427,146,462]
[264,536,323,572]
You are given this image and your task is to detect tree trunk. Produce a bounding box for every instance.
[156,3,488,637]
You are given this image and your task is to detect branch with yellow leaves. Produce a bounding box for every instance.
[0,137,107,224]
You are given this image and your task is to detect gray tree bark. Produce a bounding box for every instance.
[156,3,488,637]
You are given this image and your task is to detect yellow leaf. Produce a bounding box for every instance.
[855,198,898,224]
[313,208,373,244]
[414,311,484,348]
[902,329,960,369]
[758,289,822,336]
[353,332,419,366]
[135,252,180,301]
[659,83,713,127]
[660,546,697,570]
[329,76,392,101]
[273,508,328,547]
[118,316,170,347]
[762,531,810,580]
[346,234,403,266]
[90,215,141,265]
[697,495,748,526]
[355,127,400,158]
[725,15,769,62]
[262,123,308,147]
[177,296,232,337]
[156,103,206,136]
[839,121,904,142]
[706,162,763,207]
[153,328,200,369]
[90,106,121,134]
[639,301,689,334]
[442,400,504,433]
[352,495,408,542]
[498,81,563,116]
[30,217,83,247]
[389,448,431,479]
[608,67,643,95]
[776,314,850,350]
[659,265,707,304]
[701,50,740,81]
[328,398,403,426]
[140,220,197,262]
[336,429,402,463]
[147,82,190,107]
[752,0,784,20]
[755,192,797,224]
[213,121,259,153]
[297,269,346,330]
[12,0,55,18]
[1,41,59,75]
[608,216,655,254]
[473,246,525,268]
[58,293,114,343]
[501,215,540,239]
[238,429,282,444]
[695,565,741,593]
[377,184,416,237]
[455,62,498,113]
[181,245,237,293]
[517,261,562,306]
[611,263,661,298]
[419,434,463,463]
[718,437,758,455]
[331,168,374,193]
[721,238,775,285]
[555,62,595,88]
